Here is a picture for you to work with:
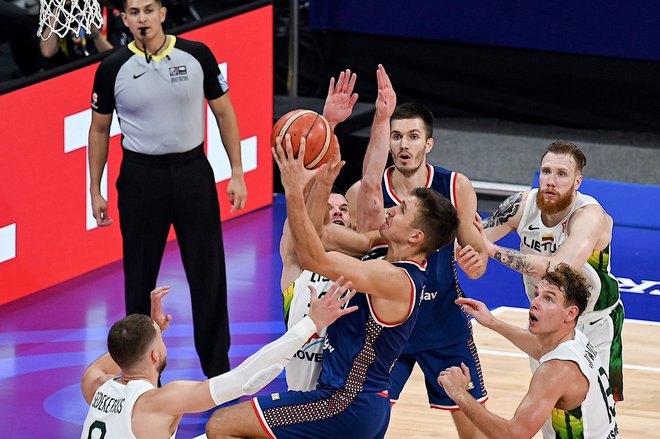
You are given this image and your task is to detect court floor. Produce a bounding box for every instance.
[1,194,658,438]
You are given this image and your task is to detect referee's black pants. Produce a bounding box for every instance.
[117,145,230,377]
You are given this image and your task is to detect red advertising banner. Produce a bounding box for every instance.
[0,6,273,305]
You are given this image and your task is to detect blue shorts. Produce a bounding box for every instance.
[390,338,488,409]
[253,387,391,438]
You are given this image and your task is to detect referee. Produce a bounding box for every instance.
[88,0,247,378]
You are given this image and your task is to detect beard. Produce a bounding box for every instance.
[536,185,575,215]
[394,157,425,177]
[157,355,167,375]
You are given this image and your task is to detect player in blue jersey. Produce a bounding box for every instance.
[345,65,489,438]
[206,133,459,438]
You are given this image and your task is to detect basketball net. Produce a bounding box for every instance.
[38,0,104,40]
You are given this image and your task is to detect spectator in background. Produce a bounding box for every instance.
[102,0,133,47]
[0,0,42,77]
[39,0,113,69]
[164,0,199,27]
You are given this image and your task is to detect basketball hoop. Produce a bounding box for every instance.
[38,0,104,40]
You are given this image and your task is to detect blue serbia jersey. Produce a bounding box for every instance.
[317,260,426,392]
[382,164,472,353]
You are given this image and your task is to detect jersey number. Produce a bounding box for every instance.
[597,366,617,422]
[87,420,106,439]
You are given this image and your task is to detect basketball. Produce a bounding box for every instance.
[271,109,338,169]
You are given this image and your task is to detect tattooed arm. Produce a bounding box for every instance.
[482,191,527,243]
[490,246,550,278]
[478,190,553,279]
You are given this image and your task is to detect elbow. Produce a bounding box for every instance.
[360,177,381,193]
[296,249,321,272]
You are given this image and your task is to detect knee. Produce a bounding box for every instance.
[205,409,229,439]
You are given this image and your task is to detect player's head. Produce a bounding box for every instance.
[381,187,458,256]
[108,314,167,373]
[389,103,435,177]
[541,140,587,174]
[537,141,585,215]
[327,191,351,228]
[121,0,166,38]
[529,263,591,333]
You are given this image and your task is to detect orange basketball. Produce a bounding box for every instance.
[271,109,338,169]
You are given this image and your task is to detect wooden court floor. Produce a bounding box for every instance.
[386,308,660,438]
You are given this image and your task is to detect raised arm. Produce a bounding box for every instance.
[274,137,411,304]
[279,144,343,290]
[88,110,114,226]
[438,360,570,438]
[348,64,396,233]
[322,69,358,130]
[208,93,247,212]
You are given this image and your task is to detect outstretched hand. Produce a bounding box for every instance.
[150,286,173,332]
[322,69,359,129]
[273,134,327,195]
[375,64,396,122]
[455,297,495,328]
[308,276,358,330]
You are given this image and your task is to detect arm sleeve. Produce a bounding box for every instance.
[194,41,228,100]
[208,316,317,405]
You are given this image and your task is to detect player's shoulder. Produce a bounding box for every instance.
[570,203,610,226]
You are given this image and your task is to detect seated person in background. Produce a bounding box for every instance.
[81,282,357,439]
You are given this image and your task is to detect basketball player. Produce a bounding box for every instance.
[204,136,459,438]
[477,141,624,404]
[438,264,619,438]
[81,282,357,439]
[281,189,359,391]
[88,0,246,379]
[344,65,489,438]
[280,69,361,391]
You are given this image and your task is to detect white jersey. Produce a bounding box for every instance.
[283,270,334,391]
[518,190,621,324]
[81,378,176,439]
[539,330,618,438]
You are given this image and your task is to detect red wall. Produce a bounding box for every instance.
[0,6,273,305]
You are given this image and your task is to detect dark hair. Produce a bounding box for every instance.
[410,187,458,255]
[330,186,346,197]
[391,103,434,140]
[542,263,591,318]
[541,141,587,173]
[108,314,157,369]
[122,0,163,11]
